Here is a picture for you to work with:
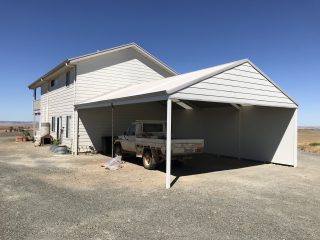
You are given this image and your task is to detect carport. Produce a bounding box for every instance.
[75,59,298,189]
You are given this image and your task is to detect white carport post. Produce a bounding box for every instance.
[111,104,114,157]
[166,98,172,189]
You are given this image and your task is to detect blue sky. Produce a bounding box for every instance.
[0,0,319,126]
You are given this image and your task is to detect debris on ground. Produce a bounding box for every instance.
[49,145,69,154]
[105,156,124,170]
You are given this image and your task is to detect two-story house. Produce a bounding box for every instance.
[29,42,298,189]
[29,43,177,153]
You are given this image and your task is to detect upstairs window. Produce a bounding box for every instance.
[66,71,70,86]
[33,87,41,100]
[50,79,55,88]
[51,117,56,131]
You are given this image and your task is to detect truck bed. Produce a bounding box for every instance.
[136,138,204,155]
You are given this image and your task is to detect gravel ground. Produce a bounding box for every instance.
[0,138,319,240]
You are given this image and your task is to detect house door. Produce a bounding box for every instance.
[56,117,60,139]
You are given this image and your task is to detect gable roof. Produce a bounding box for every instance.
[28,43,177,89]
[76,59,298,109]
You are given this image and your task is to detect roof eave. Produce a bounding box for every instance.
[166,58,298,108]
[75,91,168,110]
[246,60,299,107]
[28,60,71,89]
[69,43,178,76]
[131,43,178,76]
[28,43,178,90]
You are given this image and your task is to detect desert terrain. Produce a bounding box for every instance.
[298,128,320,153]
[0,121,33,137]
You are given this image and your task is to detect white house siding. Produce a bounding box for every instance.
[40,67,76,147]
[171,62,296,108]
[75,48,174,152]
[75,48,173,104]
[40,84,48,123]
[78,102,166,152]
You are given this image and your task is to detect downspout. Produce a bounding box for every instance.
[46,80,49,122]
[76,112,79,155]
[32,89,35,137]
[73,65,78,155]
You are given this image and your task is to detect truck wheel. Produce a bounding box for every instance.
[114,144,122,157]
[143,150,157,170]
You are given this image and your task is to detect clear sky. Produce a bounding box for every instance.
[0,0,319,126]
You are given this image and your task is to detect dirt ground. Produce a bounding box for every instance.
[298,129,320,153]
[0,136,319,240]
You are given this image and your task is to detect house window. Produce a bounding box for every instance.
[66,71,70,86]
[66,116,71,138]
[51,117,55,131]
[50,79,55,88]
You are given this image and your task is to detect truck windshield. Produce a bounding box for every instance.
[143,123,163,133]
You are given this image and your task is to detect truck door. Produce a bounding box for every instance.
[122,124,136,153]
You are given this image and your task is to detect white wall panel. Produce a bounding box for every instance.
[75,48,171,103]
[239,106,296,166]
[173,63,297,108]
[39,68,75,147]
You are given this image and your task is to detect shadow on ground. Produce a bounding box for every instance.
[122,154,264,187]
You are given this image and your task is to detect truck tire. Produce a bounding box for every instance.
[114,144,122,157]
[143,150,157,170]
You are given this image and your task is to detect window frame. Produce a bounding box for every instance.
[66,71,70,87]
[51,117,56,131]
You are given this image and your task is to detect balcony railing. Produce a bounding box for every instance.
[33,100,41,112]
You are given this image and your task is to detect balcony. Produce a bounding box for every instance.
[33,100,41,113]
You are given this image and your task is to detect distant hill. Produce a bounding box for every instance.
[299,126,320,129]
[0,121,33,126]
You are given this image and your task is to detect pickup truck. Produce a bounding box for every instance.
[114,120,204,170]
